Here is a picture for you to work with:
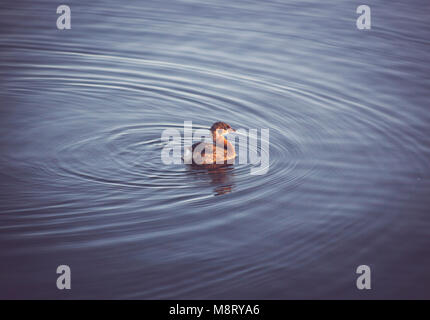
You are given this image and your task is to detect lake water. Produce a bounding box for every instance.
[0,0,429,299]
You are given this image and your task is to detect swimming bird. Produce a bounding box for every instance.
[184,122,236,165]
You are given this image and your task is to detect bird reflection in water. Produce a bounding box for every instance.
[187,164,234,196]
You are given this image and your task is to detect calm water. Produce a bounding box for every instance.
[1,0,429,299]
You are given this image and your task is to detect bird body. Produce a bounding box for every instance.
[185,122,236,165]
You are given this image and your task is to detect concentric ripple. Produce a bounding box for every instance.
[2,47,426,246]
[1,0,429,299]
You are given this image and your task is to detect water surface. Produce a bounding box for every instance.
[0,0,429,299]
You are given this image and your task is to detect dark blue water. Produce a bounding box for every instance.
[1,0,429,299]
